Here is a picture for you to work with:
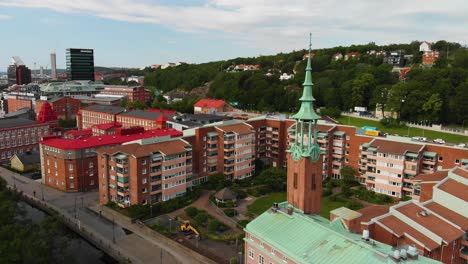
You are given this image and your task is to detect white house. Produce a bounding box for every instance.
[279,73,294,81]
[333,53,343,60]
[419,41,432,52]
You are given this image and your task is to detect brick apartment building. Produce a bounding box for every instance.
[422,50,440,65]
[7,97,32,113]
[0,118,50,163]
[184,120,255,184]
[77,105,173,131]
[98,138,193,207]
[99,85,151,103]
[77,105,125,129]
[35,96,81,120]
[193,99,233,114]
[331,166,468,263]
[358,138,467,198]
[116,110,172,130]
[40,127,182,192]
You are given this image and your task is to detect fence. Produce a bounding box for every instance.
[19,194,136,264]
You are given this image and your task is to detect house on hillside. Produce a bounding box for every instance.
[419,41,432,52]
[344,52,360,60]
[302,53,315,60]
[422,50,440,65]
[333,53,343,60]
[279,73,294,81]
[194,99,233,114]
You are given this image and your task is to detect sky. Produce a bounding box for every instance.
[0,0,468,70]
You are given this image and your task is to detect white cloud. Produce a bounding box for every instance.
[0,0,467,52]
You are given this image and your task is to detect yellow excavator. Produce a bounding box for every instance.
[180,220,201,239]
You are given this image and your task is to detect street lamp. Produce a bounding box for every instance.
[169,218,173,233]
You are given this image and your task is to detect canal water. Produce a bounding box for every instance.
[20,202,117,264]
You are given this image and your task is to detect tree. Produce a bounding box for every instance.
[351,73,376,108]
[340,166,358,187]
[422,94,443,122]
[372,85,391,117]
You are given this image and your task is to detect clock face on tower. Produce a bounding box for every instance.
[290,144,302,161]
[309,144,321,162]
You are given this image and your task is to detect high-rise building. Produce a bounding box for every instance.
[7,56,31,85]
[66,48,95,81]
[50,52,57,80]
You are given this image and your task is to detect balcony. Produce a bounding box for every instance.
[462,233,468,247]
[117,188,129,197]
[150,175,161,182]
[224,144,235,150]
[422,159,436,165]
[460,247,468,261]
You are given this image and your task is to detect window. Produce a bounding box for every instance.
[89,162,94,168]
[455,159,460,164]
[293,173,298,189]
[69,174,74,179]
[69,164,73,170]
[312,173,316,190]
[143,178,147,184]
[90,180,94,185]
[142,168,147,174]
[70,183,75,189]
[439,156,443,161]
[259,255,264,264]
[248,248,255,259]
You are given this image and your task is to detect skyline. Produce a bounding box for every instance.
[1,0,468,70]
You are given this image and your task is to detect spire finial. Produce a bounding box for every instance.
[309,32,312,53]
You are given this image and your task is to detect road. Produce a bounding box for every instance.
[0,167,213,264]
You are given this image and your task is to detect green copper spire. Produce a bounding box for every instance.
[292,33,321,121]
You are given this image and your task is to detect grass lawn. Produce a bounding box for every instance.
[247,192,348,219]
[336,116,468,144]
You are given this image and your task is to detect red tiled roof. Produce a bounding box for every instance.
[423,201,468,230]
[147,108,176,115]
[369,139,423,155]
[395,202,464,242]
[377,215,439,250]
[216,123,253,135]
[357,205,389,223]
[194,99,227,108]
[453,167,468,179]
[412,170,448,182]
[42,128,182,150]
[437,178,468,201]
[65,129,92,137]
[93,122,122,130]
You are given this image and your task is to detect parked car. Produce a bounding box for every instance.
[412,137,428,142]
[433,139,445,144]
[456,143,466,148]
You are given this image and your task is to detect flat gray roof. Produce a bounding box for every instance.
[0,117,38,129]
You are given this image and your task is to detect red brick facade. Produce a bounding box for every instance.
[7,98,32,113]
[100,86,151,103]
[36,97,81,120]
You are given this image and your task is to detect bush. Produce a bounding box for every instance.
[345,200,363,210]
[224,208,237,217]
[207,219,220,233]
[380,117,405,128]
[236,189,248,199]
[107,201,119,210]
[237,220,250,228]
[194,212,209,226]
[185,206,198,217]
[400,196,412,201]
[128,204,150,219]
[247,188,261,197]
[322,188,333,197]
[341,185,353,198]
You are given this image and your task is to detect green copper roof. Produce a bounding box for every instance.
[245,202,439,264]
[423,151,437,158]
[292,34,320,121]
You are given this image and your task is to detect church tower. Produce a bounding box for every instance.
[286,34,323,214]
